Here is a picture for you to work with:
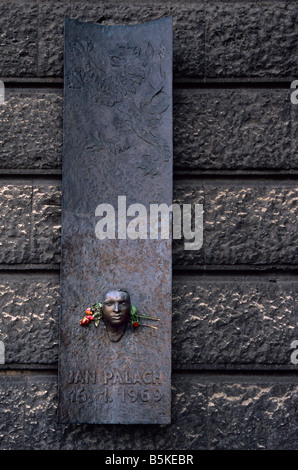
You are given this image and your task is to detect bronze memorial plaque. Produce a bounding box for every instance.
[59,17,173,424]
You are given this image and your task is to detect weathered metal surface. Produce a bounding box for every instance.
[59,17,173,424]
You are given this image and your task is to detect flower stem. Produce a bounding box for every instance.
[138,323,158,330]
[138,315,160,321]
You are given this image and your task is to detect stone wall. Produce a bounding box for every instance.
[0,0,297,450]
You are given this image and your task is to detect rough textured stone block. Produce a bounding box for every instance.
[0,375,26,450]
[0,374,209,450]
[1,2,298,80]
[206,2,298,79]
[2,183,297,268]
[0,185,32,264]
[31,186,61,264]
[174,89,292,170]
[173,278,296,367]
[38,2,204,78]
[0,184,61,265]
[24,375,59,450]
[208,382,298,450]
[0,275,295,369]
[1,89,294,172]
[4,182,297,267]
[0,374,296,450]
[0,278,59,364]
[0,92,63,169]
[0,375,58,450]
[173,183,298,266]
[0,3,38,77]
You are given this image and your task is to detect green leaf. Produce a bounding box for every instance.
[94,318,100,327]
[92,302,102,310]
[131,305,137,315]
[130,304,139,323]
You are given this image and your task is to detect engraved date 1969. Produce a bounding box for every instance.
[69,386,162,405]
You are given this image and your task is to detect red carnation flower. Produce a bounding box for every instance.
[80,316,91,326]
[132,322,139,328]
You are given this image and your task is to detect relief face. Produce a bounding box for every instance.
[79,288,160,340]
[102,289,131,342]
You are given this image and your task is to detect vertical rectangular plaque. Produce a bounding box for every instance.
[59,17,173,424]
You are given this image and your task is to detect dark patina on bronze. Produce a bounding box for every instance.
[80,289,160,339]
[59,16,173,425]
[102,289,131,342]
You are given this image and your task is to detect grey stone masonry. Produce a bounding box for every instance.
[0,373,296,450]
[0,92,63,170]
[173,182,298,266]
[0,275,297,369]
[0,184,61,265]
[0,276,59,364]
[0,3,39,78]
[1,89,298,171]
[1,182,298,267]
[0,2,297,80]
[172,276,297,368]
[174,89,297,171]
[0,0,297,451]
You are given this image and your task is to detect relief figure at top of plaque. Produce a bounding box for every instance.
[66,36,171,177]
